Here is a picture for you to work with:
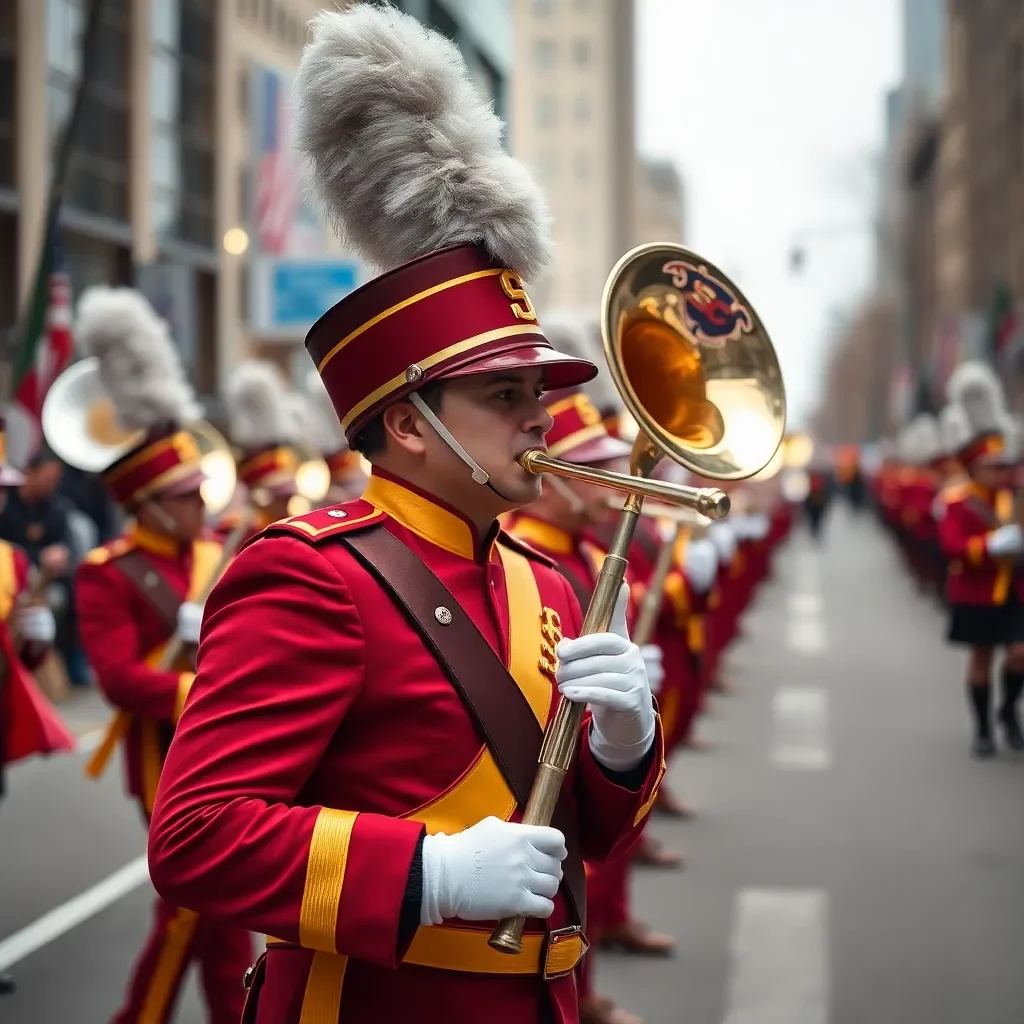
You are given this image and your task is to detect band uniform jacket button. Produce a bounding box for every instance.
[434,606,452,625]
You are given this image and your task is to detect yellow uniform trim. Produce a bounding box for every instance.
[137,906,199,1023]
[966,535,986,567]
[317,268,504,372]
[299,952,349,1024]
[993,489,1015,605]
[281,507,385,539]
[0,542,16,622]
[365,475,477,560]
[299,809,358,954]
[340,324,540,431]
[633,749,667,827]
[509,517,575,556]
[173,673,195,722]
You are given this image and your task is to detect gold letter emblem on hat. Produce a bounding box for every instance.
[538,606,563,678]
[499,271,538,322]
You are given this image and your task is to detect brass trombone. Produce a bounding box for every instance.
[490,242,786,952]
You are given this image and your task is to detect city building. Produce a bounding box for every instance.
[509,0,636,315]
[2,0,513,410]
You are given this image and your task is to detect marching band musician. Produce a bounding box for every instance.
[0,418,73,997]
[67,286,253,1023]
[937,363,1024,759]
[306,370,369,504]
[147,8,664,1024]
[217,360,302,544]
[505,384,671,1024]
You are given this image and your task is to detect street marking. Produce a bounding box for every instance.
[788,593,822,616]
[722,888,829,1024]
[0,856,150,971]
[771,688,831,769]
[76,727,104,754]
[786,617,827,654]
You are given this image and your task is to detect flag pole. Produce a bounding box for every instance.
[2,0,108,404]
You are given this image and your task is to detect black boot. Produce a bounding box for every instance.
[968,682,996,759]
[998,670,1024,751]
[0,972,15,995]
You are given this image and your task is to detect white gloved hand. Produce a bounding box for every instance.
[684,537,719,594]
[16,605,56,643]
[708,521,737,565]
[986,524,1024,556]
[419,815,566,925]
[556,583,656,772]
[640,644,664,694]
[176,602,204,645]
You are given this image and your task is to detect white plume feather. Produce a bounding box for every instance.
[946,361,1006,435]
[304,371,346,455]
[224,361,294,448]
[292,5,553,279]
[74,285,201,430]
[939,403,972,455]
[540,310,614,409]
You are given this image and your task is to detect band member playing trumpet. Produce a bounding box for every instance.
[50,286,253,1023]
[147,8,664,1024]
[937,362,1024,759]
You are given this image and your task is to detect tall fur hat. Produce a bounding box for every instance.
[224,361,295,450]
[907,413,941,465]
[945,361,1006,437]
[938,403,972,457]
[304,370,345,456]
[540,312,619,414]
[292,3,596,445]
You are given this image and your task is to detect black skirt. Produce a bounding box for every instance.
[947,599,1024,647]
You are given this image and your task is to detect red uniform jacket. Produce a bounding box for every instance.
[148,472,665,1024]
[938,484,1022,606]
[1,541,75,769]
[75,523,225,811]
[900,468,941,543]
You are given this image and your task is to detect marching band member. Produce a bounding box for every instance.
[937,363,1024,759]
[66,286,253,1023]
[306,370,369,503]
[148,8,664,1024]
[0,418,72,997]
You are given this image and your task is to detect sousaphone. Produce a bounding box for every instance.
[41,357,237,518]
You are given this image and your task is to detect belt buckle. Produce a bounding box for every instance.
[542,925,589,980]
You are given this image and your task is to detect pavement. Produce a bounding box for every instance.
[2,504,1023,1023]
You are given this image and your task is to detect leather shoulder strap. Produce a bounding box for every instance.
[112,551,181,634]
[337,524,585,926]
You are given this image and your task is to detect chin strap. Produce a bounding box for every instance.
[409,392,490,485]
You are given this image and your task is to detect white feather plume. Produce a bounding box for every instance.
[540,310,614,409]
[304,370,346,455]
[939,403,972,455]
[292,5,553,280]
[224,361,295,448]
[946,361,1006,435]
[909,413,940,464]
[74,285,201,430]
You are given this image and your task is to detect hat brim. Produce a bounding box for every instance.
[157,468,207,498]
[554,435,634,466]
[0,466,26,487]
[443,343,598,392]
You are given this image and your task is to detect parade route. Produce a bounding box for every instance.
[3,507,1024,1023]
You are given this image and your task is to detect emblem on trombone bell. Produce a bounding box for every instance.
[662,260,753,348]
[538,607,564,679]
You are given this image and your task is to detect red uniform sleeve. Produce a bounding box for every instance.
[938,498,993,566]
[75,559,187,721]
[147,535,424,969]
[553,575,665,864]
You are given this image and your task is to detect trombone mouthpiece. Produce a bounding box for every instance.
[698,489,730,520]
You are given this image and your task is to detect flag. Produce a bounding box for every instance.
[8,216,74,467]
[255,67,298,255]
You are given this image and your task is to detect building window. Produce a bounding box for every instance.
[574,151,590,181]
[150,0,216,249]
[534,94,557,129]
[571,38,590,65]
[533,39,556,70]
[573,94,591,123]
[46,0,130,222]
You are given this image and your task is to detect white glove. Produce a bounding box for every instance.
[419,816,566,925]
[749,513,770,541]
[16,605,55,643]
[986,524,1024,556]
[684,536,719,594]
[176,601,204,645]
[640,644,664,694]
[708,521,737,564]
[556,583,656,772]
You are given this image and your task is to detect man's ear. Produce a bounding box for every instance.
[382,399,429,456]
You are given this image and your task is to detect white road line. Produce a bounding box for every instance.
[787,593,822,617]
[786,617,827,654]
[0,856,150,971]
[722,889,829,1024]
[771,687,831,769]
[75,727,105,755]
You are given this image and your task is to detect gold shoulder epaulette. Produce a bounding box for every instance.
[262,499,386,544]
[83,535,135,565]
[497,530,555,568]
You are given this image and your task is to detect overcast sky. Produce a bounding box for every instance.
[637,0,902,429]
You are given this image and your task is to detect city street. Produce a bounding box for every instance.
[3,506,1023,1024]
